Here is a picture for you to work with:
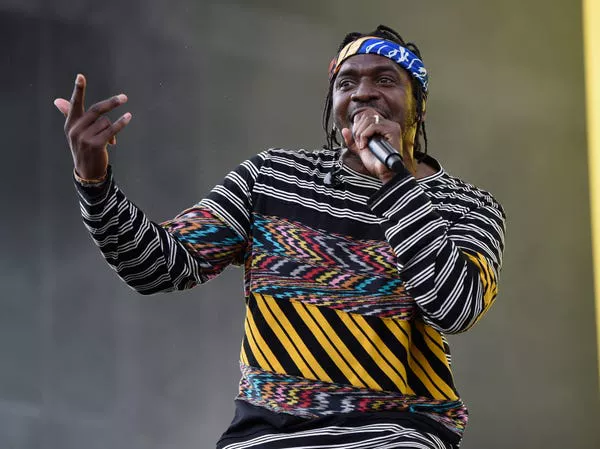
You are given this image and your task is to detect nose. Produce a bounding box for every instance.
[350,79,380,102]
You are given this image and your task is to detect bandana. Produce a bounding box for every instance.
[329,36,428,92]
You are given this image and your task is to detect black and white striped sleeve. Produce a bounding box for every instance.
[367,172,506,334]
[75,152,267,295]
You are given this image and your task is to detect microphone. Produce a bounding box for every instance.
[368,137,404,173]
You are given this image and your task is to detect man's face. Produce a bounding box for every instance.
[331,53,415,133]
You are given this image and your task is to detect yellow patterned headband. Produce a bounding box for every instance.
[329,36,429,93]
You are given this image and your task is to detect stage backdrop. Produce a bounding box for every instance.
[0,1,598,448]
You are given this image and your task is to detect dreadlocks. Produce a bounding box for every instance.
[322,25,429,160]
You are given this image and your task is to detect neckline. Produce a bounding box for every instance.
[338,151,445,185]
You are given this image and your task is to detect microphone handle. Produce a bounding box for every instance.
[367,137,404,173]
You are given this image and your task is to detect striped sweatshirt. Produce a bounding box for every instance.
[76,148,505,447]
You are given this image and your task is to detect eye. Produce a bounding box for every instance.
[377,76,396,85]
[336,78,355,90]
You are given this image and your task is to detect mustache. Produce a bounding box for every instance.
[348,103,385,123]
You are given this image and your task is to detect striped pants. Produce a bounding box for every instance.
[219,422,455,448]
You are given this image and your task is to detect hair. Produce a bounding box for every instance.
[322,25,428,160]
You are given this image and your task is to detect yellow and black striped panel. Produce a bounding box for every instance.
[463,251,498,328]
[240,292,459,400]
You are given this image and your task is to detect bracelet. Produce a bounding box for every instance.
[73,168,107,186]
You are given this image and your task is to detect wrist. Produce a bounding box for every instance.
[73,168,108,186]
[379,172,396,185]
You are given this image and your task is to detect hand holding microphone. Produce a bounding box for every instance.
[341,108,409,183]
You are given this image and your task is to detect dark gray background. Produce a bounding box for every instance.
[1,0,599,448]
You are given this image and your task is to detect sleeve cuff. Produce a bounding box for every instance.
[74,165,113,204]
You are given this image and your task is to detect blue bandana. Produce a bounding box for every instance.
[329,36,428,92]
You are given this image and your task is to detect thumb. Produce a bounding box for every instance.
[341,128,358,152]
[53,98,70,117]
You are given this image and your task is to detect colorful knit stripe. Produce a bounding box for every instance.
[162,206,247,278]
[236,363,467,434]
[250,214,414,318]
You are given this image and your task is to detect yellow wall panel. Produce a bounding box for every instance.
[583,0,600,387]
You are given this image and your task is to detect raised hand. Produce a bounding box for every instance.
[54,74,132,180]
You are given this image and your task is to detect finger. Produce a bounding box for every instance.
[352,117,373,150]
[97,112,132,141]
[85,116,112,137]
[362,123,403,153]
[67,74,86,122]
[78,94,128,128]
[108,136,117,146]
[358,123,382,150]
[341,128,357,152]
[53,98,71,117]
[352,110,378,149]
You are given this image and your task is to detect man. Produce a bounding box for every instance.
[55,25,505,449]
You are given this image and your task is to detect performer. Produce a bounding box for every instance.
[55,25,506,449]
